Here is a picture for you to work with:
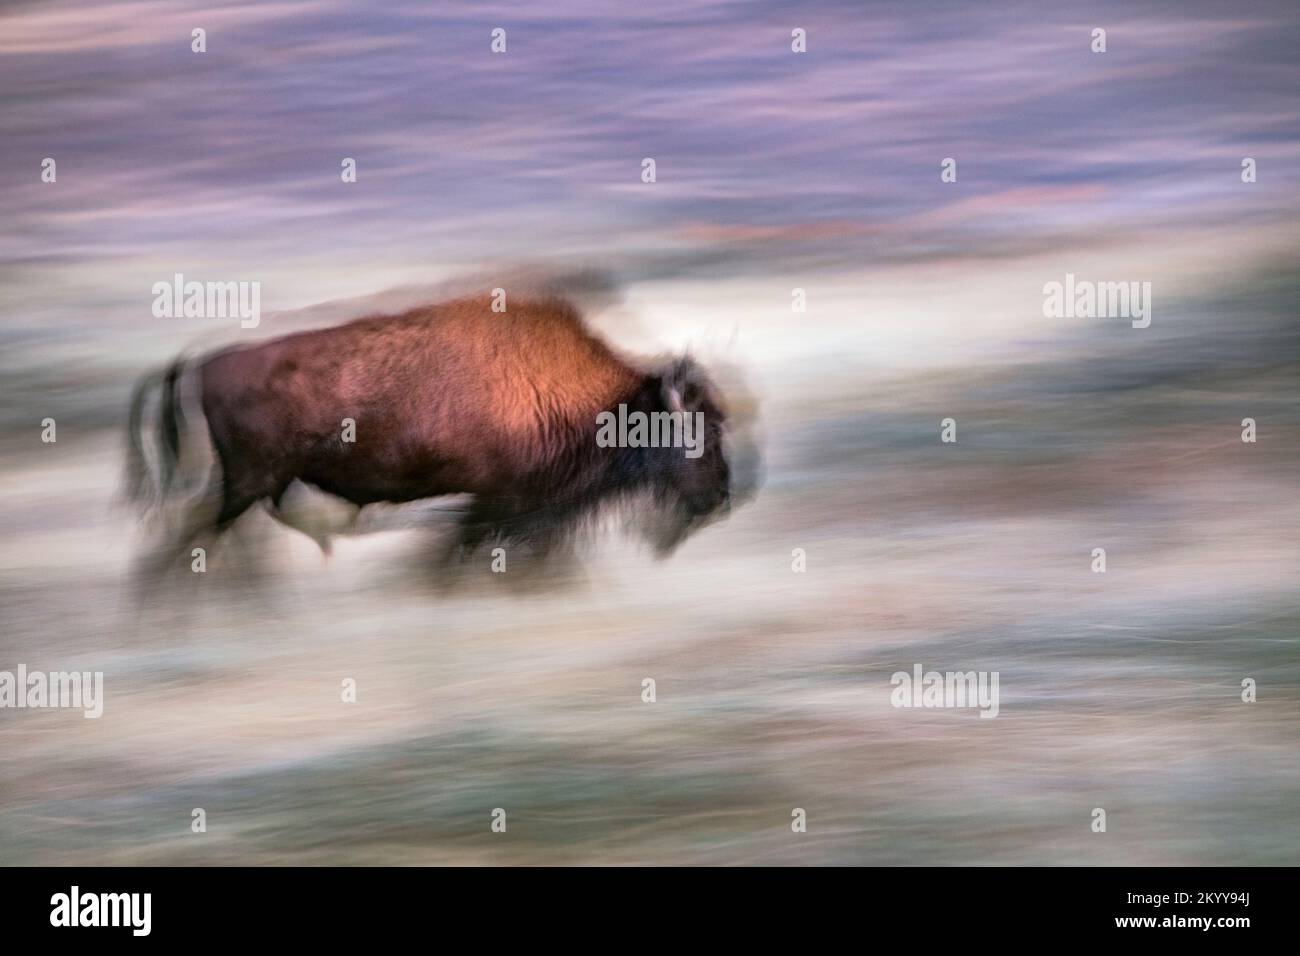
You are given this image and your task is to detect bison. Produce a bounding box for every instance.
[126,293,752,578]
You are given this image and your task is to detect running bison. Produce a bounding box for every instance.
[126,294,750,575]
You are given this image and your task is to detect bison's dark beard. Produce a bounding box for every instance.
[639,495,722,557]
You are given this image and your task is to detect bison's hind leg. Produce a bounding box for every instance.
[128,485,223,612]
[145,477,272,586]
[129,459,289,620]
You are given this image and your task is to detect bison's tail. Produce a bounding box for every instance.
[122,356,189,509]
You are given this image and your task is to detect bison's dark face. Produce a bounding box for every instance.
[644,358,734,554]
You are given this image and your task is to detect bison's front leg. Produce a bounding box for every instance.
[433,495,582,585]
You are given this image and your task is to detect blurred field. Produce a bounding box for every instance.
[1,262,1297,866]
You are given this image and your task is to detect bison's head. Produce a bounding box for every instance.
[636,356,759,556]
